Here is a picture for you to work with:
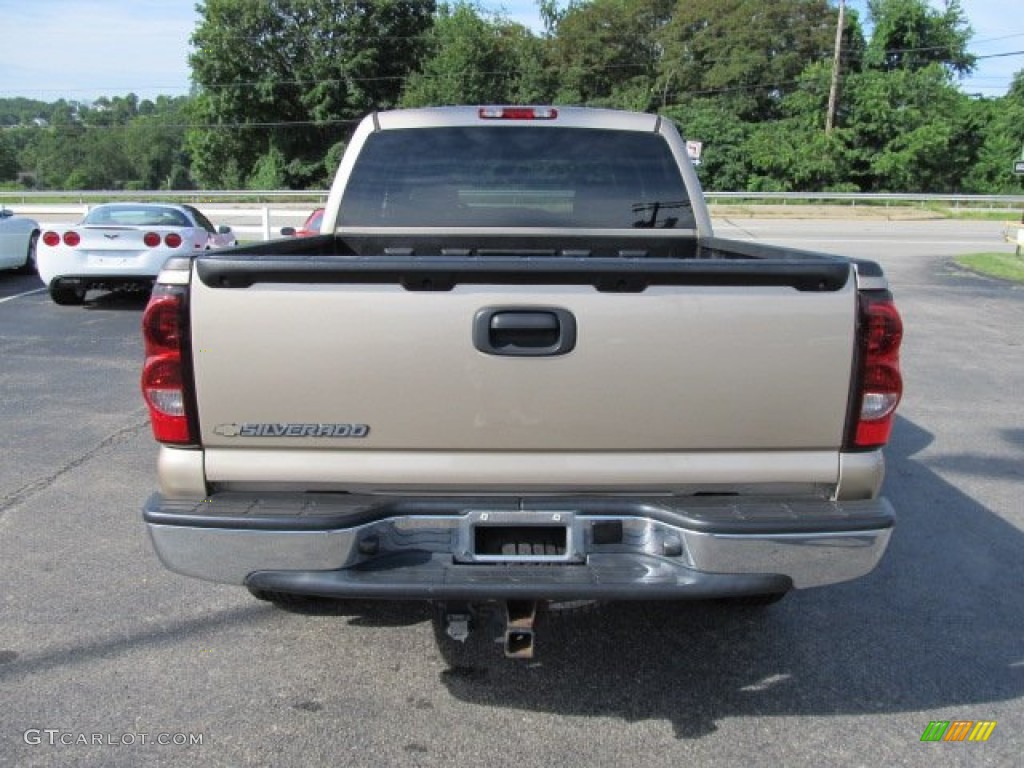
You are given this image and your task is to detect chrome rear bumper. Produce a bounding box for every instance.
[144,493,893,598]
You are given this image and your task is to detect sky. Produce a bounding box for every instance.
[0,0,1019,102]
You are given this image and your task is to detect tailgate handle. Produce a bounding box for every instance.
[473,307,576,356]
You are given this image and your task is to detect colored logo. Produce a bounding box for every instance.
[920,720,997,742]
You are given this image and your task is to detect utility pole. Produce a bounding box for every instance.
[826,0,846,134]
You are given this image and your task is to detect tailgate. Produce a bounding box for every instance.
[189,256,856,478]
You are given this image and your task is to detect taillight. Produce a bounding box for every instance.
[144,232,161,248]
[478,106,558,120]
[848,292,903,450]
[164,232,183,248]
[142,285,194,444]
[42,231,60,247]
[63,231,81,247]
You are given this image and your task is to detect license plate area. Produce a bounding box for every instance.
[456,510,582,564]
[88,254,134,267]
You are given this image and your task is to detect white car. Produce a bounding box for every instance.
[0,207,40,274]
[36,202,236,305]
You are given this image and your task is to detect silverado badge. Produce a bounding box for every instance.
[213,423,370,438]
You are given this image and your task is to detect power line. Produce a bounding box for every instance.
[974,50,1024,60]
[4,35,1018,104]
[971,32,1024,45]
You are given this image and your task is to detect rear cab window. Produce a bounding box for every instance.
[339,127,694,230]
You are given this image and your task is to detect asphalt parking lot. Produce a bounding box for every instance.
[1,217,1021,767]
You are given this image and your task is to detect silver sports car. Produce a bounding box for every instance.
[37,202,236,305]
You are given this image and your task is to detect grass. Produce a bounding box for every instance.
[947,210,1023,222]
[708,201,1023,221]
[955,252,1024,283]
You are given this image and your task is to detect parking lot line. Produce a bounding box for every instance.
[0,287,46,305]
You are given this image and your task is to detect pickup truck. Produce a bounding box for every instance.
[141,106,903,658]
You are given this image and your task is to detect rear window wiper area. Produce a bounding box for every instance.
[631,200,692,229]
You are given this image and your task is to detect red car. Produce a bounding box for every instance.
[281,208,324,238]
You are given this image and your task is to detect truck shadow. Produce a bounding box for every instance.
[274,415,1024,738]
[82,290,151,311]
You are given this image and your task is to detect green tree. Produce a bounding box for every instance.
[400,4,551,107]
[1010,70,1024,102]
[959,72,1024,193]
[836,0,982,191]
[22,117,85,189]
[15,94,188,190]
[864,0,974,75]
[844,64,977,191]
[508,27,555,104]
[123,97,190,189]
[0,97,52,127]
[187,0,435,189]
[661,101,752,190]
[401,4,514,106]
[45,126,135,189]
[743,63,857,191]
[324,139,347,180]
[247,144,288,188]
[745,120,855,191]
[548,0,672,109]
[0,132,19,181]
[79,94,140,127]
[657,0,837,120]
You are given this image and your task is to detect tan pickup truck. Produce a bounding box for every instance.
[141,106,903,657]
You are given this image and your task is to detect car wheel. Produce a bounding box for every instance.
[17,232,38,275]
[49,282,86,306]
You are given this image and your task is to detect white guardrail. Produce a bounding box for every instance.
[2,191,1023,241]
[706,191,1024,211]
